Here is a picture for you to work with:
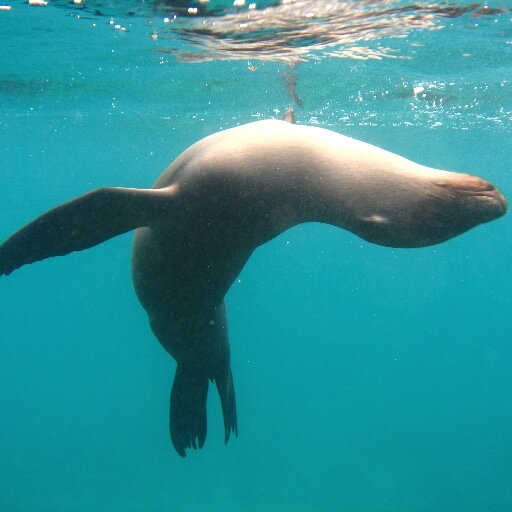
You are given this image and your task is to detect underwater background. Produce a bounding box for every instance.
[1,1,511,510]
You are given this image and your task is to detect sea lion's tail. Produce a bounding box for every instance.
[0,186,175,276]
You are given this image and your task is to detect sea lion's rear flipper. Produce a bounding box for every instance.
[0,187,173,276]
[214,364,238,444]
[169,342,237,456]
[170,365,209,458]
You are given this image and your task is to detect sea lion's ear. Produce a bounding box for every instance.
[282,108,296,124]
[0,186,174,276]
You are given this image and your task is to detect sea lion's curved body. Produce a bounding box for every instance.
[0,118,507,457]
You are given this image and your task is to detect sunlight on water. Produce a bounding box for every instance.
[1,0,511,131]
[3,0,512,64]
[164,0,483,63]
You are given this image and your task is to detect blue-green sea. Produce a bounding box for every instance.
[1,1,512,511]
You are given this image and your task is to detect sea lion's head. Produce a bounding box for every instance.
[351,172,507,248]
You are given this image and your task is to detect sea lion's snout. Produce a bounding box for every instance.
[470,184,508,222]
[445,175,508,224]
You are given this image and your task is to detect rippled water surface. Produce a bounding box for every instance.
[1,1,512,511]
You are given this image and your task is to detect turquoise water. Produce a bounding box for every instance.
[1,1,512,511]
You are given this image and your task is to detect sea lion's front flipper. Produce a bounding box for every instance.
[170,365,209,458]
[0,186,174,276]
[282,108,296,124]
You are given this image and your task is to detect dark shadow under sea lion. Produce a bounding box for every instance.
[0,114,507,457]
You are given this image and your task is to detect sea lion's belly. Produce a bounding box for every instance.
[132,227,221,314]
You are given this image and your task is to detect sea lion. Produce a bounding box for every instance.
[0,115,507,457]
